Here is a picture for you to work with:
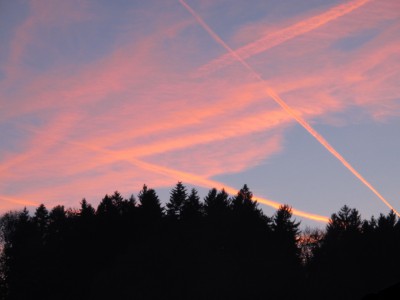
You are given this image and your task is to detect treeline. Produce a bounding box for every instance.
[0,183,399,300]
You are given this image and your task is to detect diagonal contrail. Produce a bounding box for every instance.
[179,0,400,217]
[198,0,371,75]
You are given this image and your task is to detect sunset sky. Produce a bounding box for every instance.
[1,0,399,227]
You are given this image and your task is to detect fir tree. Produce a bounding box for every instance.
[166,182,187,219]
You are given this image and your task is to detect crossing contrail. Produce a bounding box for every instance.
[198,0,372,74]
[179,0,400,217]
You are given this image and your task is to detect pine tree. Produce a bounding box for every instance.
[272,205,300,237]
[48,205,67,237]
[166,182,187,219]
[96,194,115,216]
[231,184,263,220]
[138,184,163,219]
[80,198,95,218]
[377,210,397,232]
[272,205,301,261]
[204,188,230,219]
[33,204,49,232]
[326,205,362,239]
[181,188,203,221]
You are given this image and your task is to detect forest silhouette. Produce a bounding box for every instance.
[1,182,399,299]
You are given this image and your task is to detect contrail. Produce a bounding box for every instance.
[127,157,329,222]
[179,0,400,217]
[76,141,330,222]
[3,126,329,222]
[199,0,371,74]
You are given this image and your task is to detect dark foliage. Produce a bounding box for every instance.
[0,183,399,300]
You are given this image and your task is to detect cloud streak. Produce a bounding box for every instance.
[198,0,371,75]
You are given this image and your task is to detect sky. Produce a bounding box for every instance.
[1,0,399,227]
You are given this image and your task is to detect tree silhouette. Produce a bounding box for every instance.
[0,208,38,300]
[79,198,95,219]
[272,205,300,242]
[137,184,163,220]
[203,188,230,220]
[372,210,400,289]
[271,205,301,278]
[232,185,258,213]
[47,205,67,241]
[119,194,137,218]
[33,204,49,234]
[326,205,362,237]
[181,188,203,222]
[96,194,116,217]
[377,210,397,233]
[166,182,187,219]
[309,205,366,300]
[1,186,400,300]
[231,184,267,227]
